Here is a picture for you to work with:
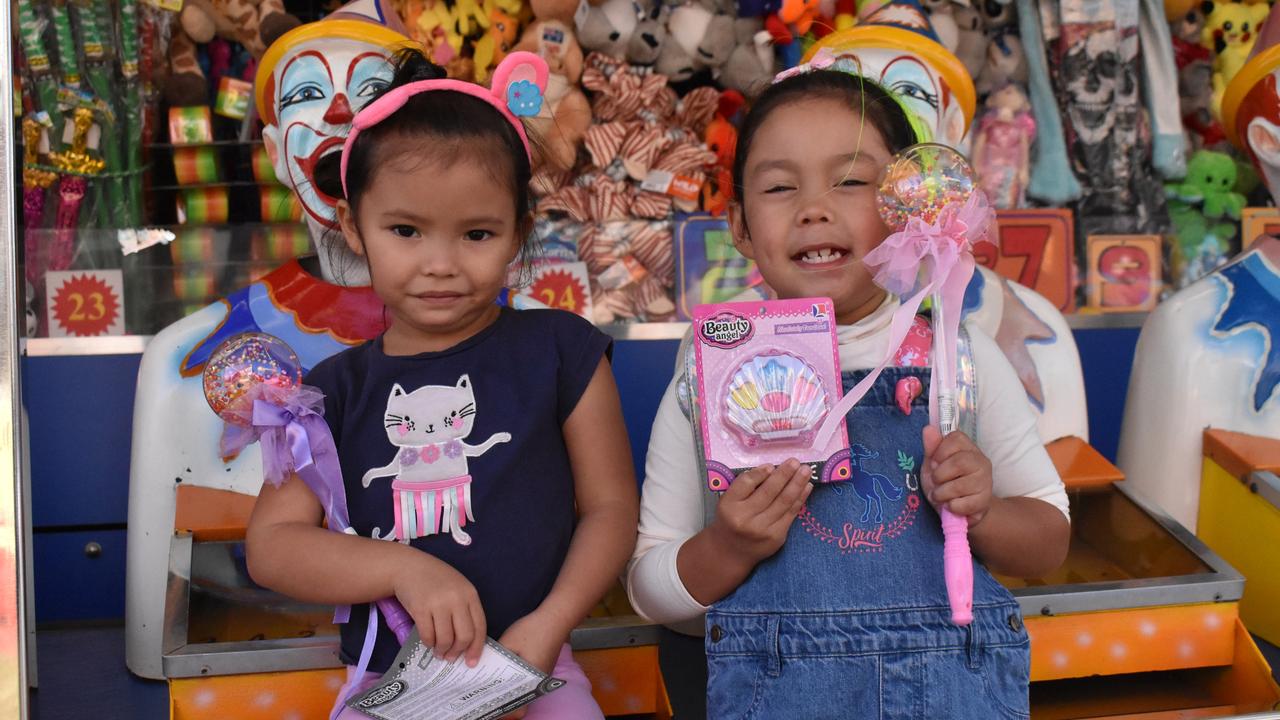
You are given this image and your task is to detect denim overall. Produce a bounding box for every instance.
[703,362,1031,719]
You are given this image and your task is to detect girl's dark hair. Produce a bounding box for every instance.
[312,48,540,282]
[731,71,920,203]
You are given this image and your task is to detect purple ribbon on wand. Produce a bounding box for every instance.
[207,334,413,643]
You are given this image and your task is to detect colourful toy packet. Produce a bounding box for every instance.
[689,297,852,492]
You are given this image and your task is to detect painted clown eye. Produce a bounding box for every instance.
[356,79,389,99]
[891,81,939,110]
[281,83,326,108]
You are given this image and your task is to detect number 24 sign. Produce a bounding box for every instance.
[45,270,126,337]
[519,262,593,319]
[973,209,1076,313]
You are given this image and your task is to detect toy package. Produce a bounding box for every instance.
[673,212,765,321]
[689,297,851,492]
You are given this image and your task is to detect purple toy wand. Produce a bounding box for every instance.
[204,333,414,644]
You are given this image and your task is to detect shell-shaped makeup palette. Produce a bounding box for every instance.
[725,353,829,443]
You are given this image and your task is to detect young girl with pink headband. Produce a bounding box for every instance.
[246,48,638,720]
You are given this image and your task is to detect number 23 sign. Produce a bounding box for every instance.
[45,270,126,337]
[973,209,1076,313]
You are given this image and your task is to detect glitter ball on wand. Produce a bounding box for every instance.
[202,332,302,424]
[875,144,977,230]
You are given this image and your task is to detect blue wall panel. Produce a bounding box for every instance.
[23,354,140,528]
[1072,327,1141,462]
[611,339,681,485]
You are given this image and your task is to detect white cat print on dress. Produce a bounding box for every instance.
[362,375,510,546]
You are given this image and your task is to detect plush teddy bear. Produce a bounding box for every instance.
[167,0,300,106]
[529,0,583,24]
[514,0,594,172]
[183,0,299,56]
[578,0,640,59]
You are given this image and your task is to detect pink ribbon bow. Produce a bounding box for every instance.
[814,190,994,447]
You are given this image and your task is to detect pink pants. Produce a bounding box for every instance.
[331,643,603,719]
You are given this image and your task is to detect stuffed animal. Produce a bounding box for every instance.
[1169,0,1207,44]
[473,0,523,83]
[764,0,820,66]
[167,0,300,106]
[776,0,820,35]
[953,3,987,78]
[628,0,668,65]
[975,0,1027,95]
[416,1,465,66]
[921,0,959,51]
[1201,0,1271,116]
[1164,150,1243,286]
[514,7,593,171]
[702,90,745,215]
[530,0,582,24]
[1167,150,1246,219]
[810,0,856,37]
[578,0,640,59]
[720,17,774,96]
[183,0,299,56]
[972,83,1036,209]
[657,5,735,86]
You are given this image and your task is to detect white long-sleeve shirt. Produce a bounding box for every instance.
[626,295,1070,627]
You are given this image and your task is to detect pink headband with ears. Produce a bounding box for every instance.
[339,51,550,198]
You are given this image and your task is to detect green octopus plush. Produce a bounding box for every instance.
[1166,150,1246,220]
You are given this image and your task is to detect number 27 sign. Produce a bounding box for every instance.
[973,209,1076,313]
[45,270,126,337]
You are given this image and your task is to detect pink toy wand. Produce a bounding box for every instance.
[204,333,414,645]
[814,144,992,626]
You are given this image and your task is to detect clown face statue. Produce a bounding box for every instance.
[126,1,410,680]
[1117,26,1280,531]
[255,15,410,284]
[804,7,977,150]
